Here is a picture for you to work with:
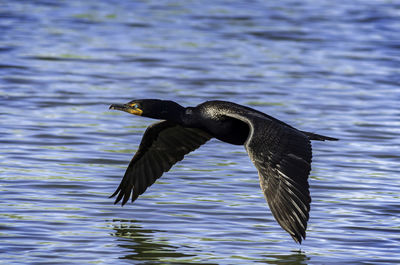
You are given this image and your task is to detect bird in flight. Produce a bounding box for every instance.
[109,99,337,243]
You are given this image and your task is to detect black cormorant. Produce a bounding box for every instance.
[109,99,338,243]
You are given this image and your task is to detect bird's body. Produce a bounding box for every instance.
[109,99,337,243]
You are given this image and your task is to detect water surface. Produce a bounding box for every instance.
[1,1,400,264]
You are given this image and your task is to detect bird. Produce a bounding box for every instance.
[109,99,338,243]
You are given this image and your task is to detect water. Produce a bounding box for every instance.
[1,0,400,264]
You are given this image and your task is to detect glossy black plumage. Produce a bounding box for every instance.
[109,99,337,243]
[110,121,211,205]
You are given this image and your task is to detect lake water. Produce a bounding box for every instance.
[1,0,400,264]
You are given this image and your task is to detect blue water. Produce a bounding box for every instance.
[1,1,400,264]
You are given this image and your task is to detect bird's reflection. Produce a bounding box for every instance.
[263,251,309,265]
[110,219,308,265]
[110,219,217,265]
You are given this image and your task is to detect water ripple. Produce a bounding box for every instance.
[1,0,400,264]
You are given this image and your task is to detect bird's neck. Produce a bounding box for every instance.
[153,101,186,124]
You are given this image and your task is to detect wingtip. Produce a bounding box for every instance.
[121,197,129,206]
[111,196,125,206]
[109,187,126,206]
[292,234,303,244]
[109,187,120,199]
[109,193,119,205]
[301,131,339,141]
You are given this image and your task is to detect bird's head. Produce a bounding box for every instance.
[109,99,185,122]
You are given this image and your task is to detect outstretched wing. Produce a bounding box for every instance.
[111,120,212,205]
[226,112,312,243]
[248,117,311,243]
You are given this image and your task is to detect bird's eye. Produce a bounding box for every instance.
[133,103,139,108]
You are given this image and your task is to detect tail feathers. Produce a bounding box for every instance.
[301,131,338,141]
